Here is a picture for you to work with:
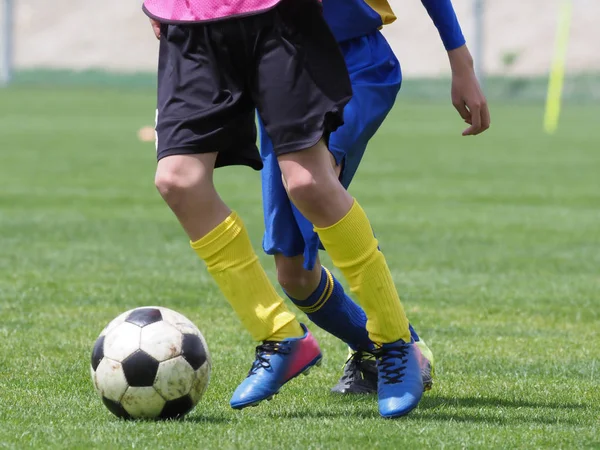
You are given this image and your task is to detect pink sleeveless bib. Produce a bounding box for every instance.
[143,0,282,22]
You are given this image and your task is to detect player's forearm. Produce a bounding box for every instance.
[421,0,466,51]
[447,44,474,74]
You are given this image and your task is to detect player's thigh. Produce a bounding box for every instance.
[252,0,352,157]
[156,153,219,188]
[156,23,260,170]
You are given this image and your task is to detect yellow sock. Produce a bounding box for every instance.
[314,200,410,344]
[191,211,303,342]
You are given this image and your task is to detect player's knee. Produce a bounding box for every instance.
[280,143,340,208]
[284,169,316,203]
[284,169,335,209]
[155,170,190,201]
[155,162,203,204]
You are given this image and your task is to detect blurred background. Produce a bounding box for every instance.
[1,0,600,101]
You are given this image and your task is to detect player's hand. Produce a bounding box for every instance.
[448,45,490,136]
[150,18,161,39]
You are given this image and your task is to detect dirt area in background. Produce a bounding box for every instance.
[8,0,600,77]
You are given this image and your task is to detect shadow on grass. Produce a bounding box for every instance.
[260,394,590,425]
[415,410,587,426]
[265,406,588,426]
[267,409,381,420]
[414,395,591,426]
[420,395,587,410]
[182,414,231,424]
[268,409,587,426]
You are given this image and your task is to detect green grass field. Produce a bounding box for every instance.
[1,87,599,449]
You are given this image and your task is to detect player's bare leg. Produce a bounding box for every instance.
[278,139,423,417]
[275,254,322,301]
[155,153,322,409]
[155,153,230,241]
[275,151,339,299]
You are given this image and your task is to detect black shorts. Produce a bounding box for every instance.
[154,0,352,169]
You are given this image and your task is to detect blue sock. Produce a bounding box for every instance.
[286,267,422,350]
[286,267,373,351]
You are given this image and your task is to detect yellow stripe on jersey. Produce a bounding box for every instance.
[364,0,397,26]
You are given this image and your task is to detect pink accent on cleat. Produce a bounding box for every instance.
[230,324,322,409]
[283,329,322,382]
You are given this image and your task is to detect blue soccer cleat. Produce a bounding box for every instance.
[375,339,424,418]
[230,324,322,409]
[331,340,434,395]
[331,323,435,395]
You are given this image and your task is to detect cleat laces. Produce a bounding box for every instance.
[374,345,408,385]
[340,351,372,382]
[248,342,291,376]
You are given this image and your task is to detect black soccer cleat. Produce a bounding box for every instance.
[331,341,435,395]
[330,350,378,394]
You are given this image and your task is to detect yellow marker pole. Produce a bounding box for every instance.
[544,0,573,134]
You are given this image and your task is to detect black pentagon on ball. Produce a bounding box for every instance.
[122,350,159,386]
[102,397,132,420]
[159,395,194,420]
[91,335,105,371]
[125,308,163,327]
[181,334,207,370]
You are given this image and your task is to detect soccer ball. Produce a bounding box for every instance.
[90,306,211,419]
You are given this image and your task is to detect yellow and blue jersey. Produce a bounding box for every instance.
[322,0,397,43]
[323,0,466,51]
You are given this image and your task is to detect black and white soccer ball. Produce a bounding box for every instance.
[90,306,211,420]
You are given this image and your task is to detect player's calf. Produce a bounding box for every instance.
[275,254,322,301]
[283,263,373,352]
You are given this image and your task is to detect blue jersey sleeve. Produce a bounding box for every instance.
[421,0,466,51]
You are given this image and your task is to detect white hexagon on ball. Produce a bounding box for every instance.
[154,356,195,400]
[190,363,211,404]
[159,307,201,335]
[94,358,128,402]
[140,321,182,362]
[103,322,142,361]
[121,386,165,418]
[100,309,134,337]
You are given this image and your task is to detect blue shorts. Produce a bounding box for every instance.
[260,30,402,270]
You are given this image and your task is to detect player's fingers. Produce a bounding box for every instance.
[453,99,473,131]
[480,102,491,132]
[463,102,482,136]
